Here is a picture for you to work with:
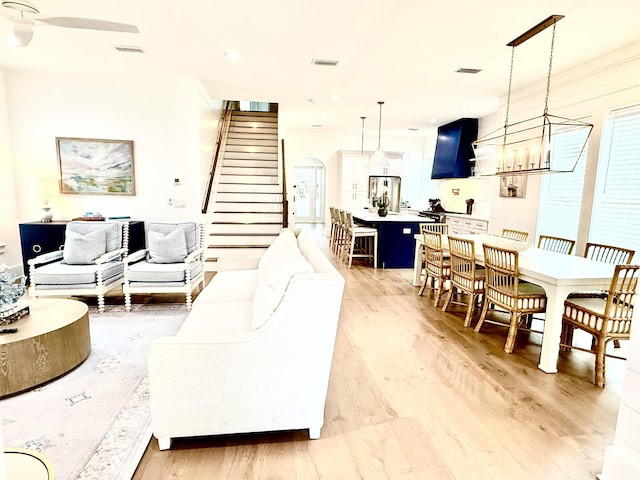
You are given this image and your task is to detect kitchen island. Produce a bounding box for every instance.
[352,211,428,268]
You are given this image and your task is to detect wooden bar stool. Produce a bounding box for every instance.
[344,211,378,268]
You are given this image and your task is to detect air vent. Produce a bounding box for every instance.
[312,59,339,67]
[456,68,482,74]
[311,124,323,128]
[114,45,144,54]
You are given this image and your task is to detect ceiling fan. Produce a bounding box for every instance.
[1,0,139,47]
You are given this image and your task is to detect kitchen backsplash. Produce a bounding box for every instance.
[434,177,492,217]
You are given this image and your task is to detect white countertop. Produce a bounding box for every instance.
[352,210,426,222]
[444,213,490,222]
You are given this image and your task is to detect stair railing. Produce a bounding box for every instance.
[201,101,233,214]
[281,138,288,227]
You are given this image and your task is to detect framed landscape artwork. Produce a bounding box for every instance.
[56,137,135,195]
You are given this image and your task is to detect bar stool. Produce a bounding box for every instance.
[329,207,339,253]
[344,211,378,268]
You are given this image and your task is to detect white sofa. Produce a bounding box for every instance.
[148,228,345,450]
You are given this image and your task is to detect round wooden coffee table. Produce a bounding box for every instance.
[0,298,90,398]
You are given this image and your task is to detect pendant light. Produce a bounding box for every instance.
[473,15,593,175]
[370,101,389,167]
[359,116,366,161]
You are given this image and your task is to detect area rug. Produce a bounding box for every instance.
[1,303,188,480]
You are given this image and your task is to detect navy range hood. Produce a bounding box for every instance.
[431,118,478,179]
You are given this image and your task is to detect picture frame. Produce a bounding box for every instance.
[56,137,135,195]
[499,175,527,198]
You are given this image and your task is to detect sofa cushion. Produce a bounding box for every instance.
[148,228,188,263]
[193,269,259,305]
[252,237,314,329]
[62,229,107,265]
[178,302,253,337]
[257,229,296,280]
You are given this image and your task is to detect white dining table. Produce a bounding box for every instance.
[412,233,616,374]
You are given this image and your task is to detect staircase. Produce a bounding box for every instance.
[204,110,284,271]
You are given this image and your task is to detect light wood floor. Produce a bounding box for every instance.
[131,224,625,480]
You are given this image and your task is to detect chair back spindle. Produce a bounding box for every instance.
[537,235,575,255]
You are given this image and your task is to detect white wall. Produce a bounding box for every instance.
[5,72,216,227]
[0,70,22,272]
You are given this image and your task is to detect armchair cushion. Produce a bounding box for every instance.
[32,261,124,286]
[148,228,187,264]
[127,261,203,283]
[62,229,107,265]
[66,221,121,252]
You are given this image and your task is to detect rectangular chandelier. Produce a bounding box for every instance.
[473,15,593,176]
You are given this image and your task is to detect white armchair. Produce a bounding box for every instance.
[28,221,129,313]
[123,222,204,311]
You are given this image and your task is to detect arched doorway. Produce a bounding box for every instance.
[294,158,325,224]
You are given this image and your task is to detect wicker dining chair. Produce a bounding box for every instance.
[569,242,636,350]
[537,235,576,255]
[419,231,450,307]
[501,228,529,242]
[420,223,449,235]
[418,223,449,279]
[441,236,486,327]
[560,264,639,387]
[583,242,635,264]
[475,244,547,353]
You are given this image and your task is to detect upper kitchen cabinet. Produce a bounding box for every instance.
[338,151,369,210]
[369,152,403,177]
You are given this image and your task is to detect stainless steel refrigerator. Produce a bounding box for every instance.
[368,176,401,213]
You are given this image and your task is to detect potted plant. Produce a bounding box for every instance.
[376,193,390,217]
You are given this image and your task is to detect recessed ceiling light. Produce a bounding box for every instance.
[456,68,482,74]
[331,94,340,101]
[408,128,419,131]
[311,58,339,66]
[225,50,241,62]
[430,118,438,124]
[114,45,144,53]
[312,124,323,127]
[319,113,327,119]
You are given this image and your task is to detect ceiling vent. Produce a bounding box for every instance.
[456,68,482,74]
[114,45,144,54]
[312,58,339,67]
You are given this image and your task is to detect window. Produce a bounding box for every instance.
[589,105,640,253]
[536,123,590,242]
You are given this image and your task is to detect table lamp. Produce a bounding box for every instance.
[27,178,59,223]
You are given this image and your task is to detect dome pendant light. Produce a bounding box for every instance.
[370,101,388,167]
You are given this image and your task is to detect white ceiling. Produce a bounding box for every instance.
[1,0,639,137]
